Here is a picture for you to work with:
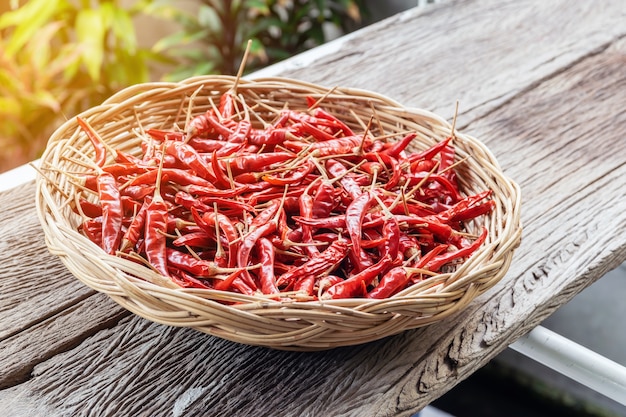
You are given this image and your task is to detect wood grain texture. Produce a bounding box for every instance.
[255,0,626,125]
[1,0,625,416]
[0,182,130,389]
[0,182,89,341]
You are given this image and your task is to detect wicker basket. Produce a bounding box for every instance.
[35,76,521,351]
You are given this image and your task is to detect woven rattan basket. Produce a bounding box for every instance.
[36,76,521,350]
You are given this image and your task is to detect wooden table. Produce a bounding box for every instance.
[2,0,625,415]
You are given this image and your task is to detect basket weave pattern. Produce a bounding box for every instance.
[36,76,521,350]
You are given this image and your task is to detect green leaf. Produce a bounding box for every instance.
[55,43,84,82]
[99,1,115,28]
[75,8,106,81]
[247,38,268,66]
[128,0,155,15]
[0,0,52,29]
[198,5,221,32]
[153,29,210,53]
[0,0,64,55]
[111,6,138,53]
[206,0,226,16]
[245,0,271,15]
[163,62,215,82]
[33,90,61,113]
[0,97,21,118]
[247,15,283,38]
[142,2,180,19]
[24,21,60,73]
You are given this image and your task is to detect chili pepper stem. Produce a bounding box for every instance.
[402,251,421,267]
[232,39,252,95]
[368,102,385,136]
[438,155,471,177]
[184,84,205,141]
[174,228,203,261]
[326,160,366,186]
[369,166,379,193]
[356,116,374,154]
[372,192,394,219]
[450,100,459,141]
[274,248,308,258]
[76,116,116,165]
[388,159,440,213]
[31,163,71,200]
[307,86,338,110]
[404,267,438,276]
[372,152,391,179]
[272,185,289,226]
[62,150,103,173]
[283,239,329,248]
[224,160,236,190]
[400,186,411,216]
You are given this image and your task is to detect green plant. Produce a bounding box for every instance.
[0,0,160,172]
[150,0,367,80]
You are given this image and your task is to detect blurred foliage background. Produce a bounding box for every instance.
[0,0,368,173]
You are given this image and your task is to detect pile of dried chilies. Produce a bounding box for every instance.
[69,90,494,301]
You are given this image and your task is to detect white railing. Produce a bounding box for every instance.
[510,326,626,406]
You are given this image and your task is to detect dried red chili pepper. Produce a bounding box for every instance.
[164,140,216,182]
[436,190,493,223]
[146,128,185,142]
[168,268,212,289]
[198,208,240,268]
[310,106,355,136]
[409,136,452,162]
[276,238,350,289]
[323,255,392,299]
[381,217,401,262]
[228,119,251,143]
[249,126,296,147]
[97,172,123,255]
[144,195,169,277]
[236,201,282,289]
[128,168,213,188]
[311,180,336,218]
[345,191,377,270]
[223,152,295,176]
[326,159,362,200]
[425,227,488,271]
[77,116,107,167]
[285,135,364,157]
[262,160,315,186]
[255,237,280,295]
[381,132,417,158]
[120,196,150,253]
[77,198,102,218]
[81,217,103,247]
[172,231,212,249]
[166,248,233,278]
[293,274,316,296]
[367,266,408,299]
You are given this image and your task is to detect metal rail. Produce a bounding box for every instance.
[510,326,626,406]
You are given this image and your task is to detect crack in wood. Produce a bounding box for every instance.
[464,37,621,131]
[0,297,129,390]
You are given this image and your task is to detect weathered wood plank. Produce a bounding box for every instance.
[0,182,130,389]
[0,293,128,390]
[1,1,625,416]
[0,182,94,342]
[255,0,626,124]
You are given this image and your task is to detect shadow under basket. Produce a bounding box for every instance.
[35,76,522,351]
